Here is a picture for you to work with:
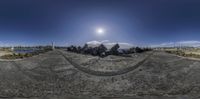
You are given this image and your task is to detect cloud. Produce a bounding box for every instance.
[106,42,133,49]
[86,40,133,49]
[177,41,200,47]
[152,41,200,47]
[101,40,110,43]
[86,41,101,45]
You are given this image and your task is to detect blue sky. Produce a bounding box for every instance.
[0,0,200,46]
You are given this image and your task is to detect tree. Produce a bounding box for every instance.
[109,43,120,55]
[97,44,107,57]
[67,45,77,52]
[67,46,72,51]
[135,47,143,53]
[77,46,82,53]
[82,44,88,50]
[81,44,90,54]
[73,46,78,53]
[129,47,136,53]
[91,47,98,56]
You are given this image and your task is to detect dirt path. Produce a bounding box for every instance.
[58,50,154,76]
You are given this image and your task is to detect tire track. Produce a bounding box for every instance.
[58,50,154,76]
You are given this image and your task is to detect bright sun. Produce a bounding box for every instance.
[96,28,105,35]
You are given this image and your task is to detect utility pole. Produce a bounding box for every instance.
[11,46,14,51]
[52,42,55,50]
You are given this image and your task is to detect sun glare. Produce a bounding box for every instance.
[96,28,105,35]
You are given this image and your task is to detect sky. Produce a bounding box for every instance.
[0,0,200,46]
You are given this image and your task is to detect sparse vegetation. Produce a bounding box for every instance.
[166,50,200,59]
[0,46,53,59]
[1,53,33,59]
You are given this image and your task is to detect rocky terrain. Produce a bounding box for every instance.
[0,50,200,99]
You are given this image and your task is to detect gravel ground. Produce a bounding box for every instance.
[63,51,150,72]
[0,50,200,99]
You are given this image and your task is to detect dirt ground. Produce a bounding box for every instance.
[0,50,200,99]
[0,51,12,57]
